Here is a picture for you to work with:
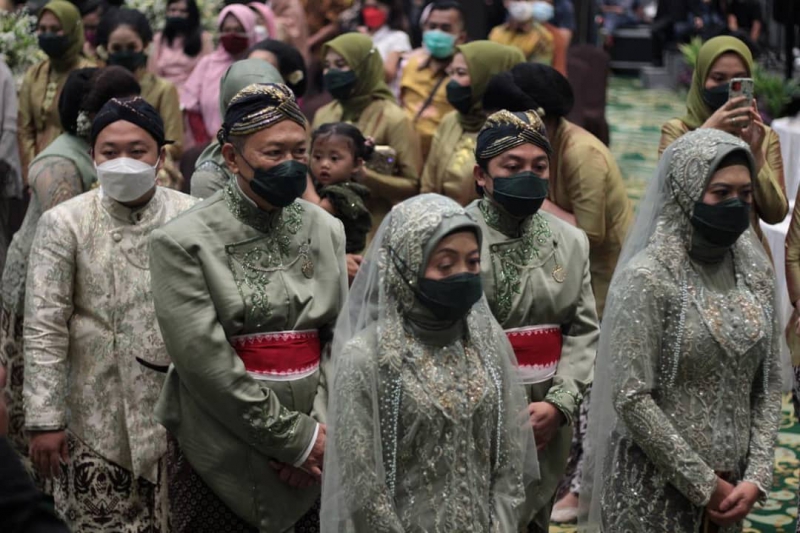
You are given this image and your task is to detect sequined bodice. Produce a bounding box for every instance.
[600,243,778,532]
[333,327,520,533]
[649,267,768,471]
[392,341,498,532]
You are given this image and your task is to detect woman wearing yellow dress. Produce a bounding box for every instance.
[420,41,524,207]
[659,36,787,250]
[18,0,95,176]
[313,32,422,237]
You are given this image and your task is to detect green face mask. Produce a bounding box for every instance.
[491,171,550,218]
[108,50,148,72]
[238,155,308,208]
[446,80,473,115]
[702,82,729,112]
[416,273,483,322]
[690,197,751,247]
[38,33,69,59]
[324,69,358,100]
[389,246,483,322]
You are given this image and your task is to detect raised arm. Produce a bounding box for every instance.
[751,127,788,225]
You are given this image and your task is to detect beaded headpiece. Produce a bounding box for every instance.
[218,83,306,143]
[475,109,552,166]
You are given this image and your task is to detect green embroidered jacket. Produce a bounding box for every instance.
[467,198,599,526]
[150,180,348,530]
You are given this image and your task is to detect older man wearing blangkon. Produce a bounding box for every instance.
[150,82,348,532]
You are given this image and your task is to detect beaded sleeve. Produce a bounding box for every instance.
[610,265,718,507]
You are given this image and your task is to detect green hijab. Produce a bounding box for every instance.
[681,36,753,129]
[195,58,283,172]
[40,0,85,70]
[456,41,525,132]
[322,33,395,122]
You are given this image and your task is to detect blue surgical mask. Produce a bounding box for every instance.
[423,29,456,59]
[531,1,555,21]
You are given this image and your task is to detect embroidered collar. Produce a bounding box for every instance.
[225,178,283,232]
[478,197,544,238]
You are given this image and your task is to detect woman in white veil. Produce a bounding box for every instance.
[321,193,538,532]
[580,128,781,532]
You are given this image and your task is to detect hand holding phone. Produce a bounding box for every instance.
[728,78,754,125]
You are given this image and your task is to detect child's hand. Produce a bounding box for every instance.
[346,254,363,283]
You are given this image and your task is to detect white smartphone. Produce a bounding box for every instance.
[728,77,754,127]
[729,77,754,108]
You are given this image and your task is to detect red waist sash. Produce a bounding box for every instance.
[230,329,320,381]
[505,325,563,384]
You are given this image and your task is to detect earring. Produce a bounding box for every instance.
[76,111,92,140]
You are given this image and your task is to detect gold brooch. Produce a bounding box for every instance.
[552,264,566,283]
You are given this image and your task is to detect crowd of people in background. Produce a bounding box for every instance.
[0,0,793,532]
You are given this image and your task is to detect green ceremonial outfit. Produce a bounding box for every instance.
[152,180,347,531]
[582,130,780,533]
[467,199,598,530]
[151,84,348,532]
[320,194,538,533]
[0,132,96,455]
[466,110,598,532]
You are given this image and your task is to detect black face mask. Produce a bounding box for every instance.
[165,16,189,32]
[446,80,473,115]
[417,273,483,322]
[690,197,751,247]
[240,156,308,208]
[324,69,358,100]
[38,33,69,59]
[108,50,148,72]
[491,171,550,218]
[702,82,729,112]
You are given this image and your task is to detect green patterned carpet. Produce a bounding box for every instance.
[607,75,686,200]
[550,76,800,533]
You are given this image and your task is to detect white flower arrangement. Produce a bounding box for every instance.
[0,10,45,85]
[124,0,226,36]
